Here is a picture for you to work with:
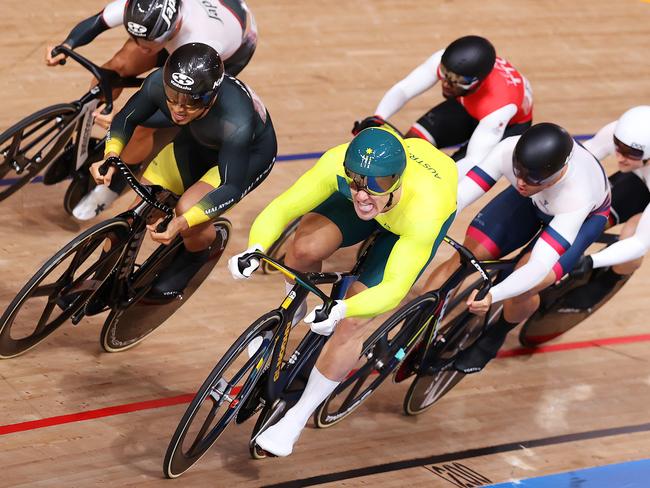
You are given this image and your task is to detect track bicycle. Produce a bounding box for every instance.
[163,237,380,477]
[0,157,231,358]
[0,45,144,212]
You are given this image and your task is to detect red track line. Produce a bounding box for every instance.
[3,332,650,436]
[497,333,650,358]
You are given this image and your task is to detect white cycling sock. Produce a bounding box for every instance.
[283,367,340,427]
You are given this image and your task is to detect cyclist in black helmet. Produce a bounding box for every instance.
[422,123,611,373]
[90,42,277,299]
[44,0,258,220]
[353,35,533,176]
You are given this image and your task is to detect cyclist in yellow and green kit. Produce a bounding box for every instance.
[228,127,457,457]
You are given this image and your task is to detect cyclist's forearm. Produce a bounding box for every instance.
[62,13,110,49]
[490,258,549,303]
[591,206,650,268]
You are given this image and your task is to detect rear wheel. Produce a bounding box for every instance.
[0,218,129,358]
[314,295,436,428]
[100,219,231,352]
[0,104,78,201]
[163,312,280,478]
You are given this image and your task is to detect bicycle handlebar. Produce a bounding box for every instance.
[50,45,144,115]
[239,251,335,316]
[443,236,492,300]
[100,156,174,232]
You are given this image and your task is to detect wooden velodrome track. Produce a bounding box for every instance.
[2,0,650,486]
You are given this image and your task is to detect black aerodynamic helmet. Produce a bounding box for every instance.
[441,35,496,82]
[163,42,225,109]
[513,123,574,185]
[124,0,182,42]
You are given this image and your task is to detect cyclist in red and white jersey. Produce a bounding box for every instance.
[352,35,533,176]
[44,0,257,219]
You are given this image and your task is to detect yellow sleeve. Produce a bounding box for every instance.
[343,217,452,317]
[248,144,346,250]
[104,136,125,157]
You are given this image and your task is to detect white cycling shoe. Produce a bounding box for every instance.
[72,185,119,220]
[256,415,303,457]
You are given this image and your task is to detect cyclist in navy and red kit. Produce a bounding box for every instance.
[423,123,610,374]
[353,35,533,176]
[44,0,258,220]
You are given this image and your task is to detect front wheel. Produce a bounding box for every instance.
[163,312,280,478]
[0,218,130,358]
[314,295,435,429]
[0,103,78,201]
[403,278,489,416]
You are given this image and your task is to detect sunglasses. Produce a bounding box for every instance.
[344,168,401,196]
[164,84,214,111]
[614,136,645,161]
[438,65,480,90]
[512,163,564,186]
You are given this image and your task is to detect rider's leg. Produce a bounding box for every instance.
[423,186,536,294]
[256,280,377,457]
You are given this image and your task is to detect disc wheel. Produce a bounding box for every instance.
[519,267,630,347]
[0,218,129,358]
[163,312,279,478]
[314,295,435,428]
[0,104,78,201]
[100,219,231,352]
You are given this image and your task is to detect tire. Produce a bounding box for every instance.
[163,312,280,478]
[519,267,631,347]
[100,219,231,352]
[0,218,130,358]
[262,218,300,275]
[314,295,435,429]
[403,277,489,416]
[0,104,78,201]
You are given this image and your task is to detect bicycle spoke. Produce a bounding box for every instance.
[339,371,370,411]
[33,300,58,336]
[5,130,24,165]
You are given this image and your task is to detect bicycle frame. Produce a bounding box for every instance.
[247,235,378,408]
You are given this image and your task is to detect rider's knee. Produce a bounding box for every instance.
[290,234,329,265]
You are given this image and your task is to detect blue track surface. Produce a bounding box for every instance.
[490,459,650,488]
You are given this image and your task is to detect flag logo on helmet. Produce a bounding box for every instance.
[360,148,375,168]
[127,22,148,36]
[171,72,195,89]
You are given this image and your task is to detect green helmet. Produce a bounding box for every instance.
[344,127,408,178]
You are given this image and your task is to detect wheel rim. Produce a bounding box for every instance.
[166,317,277,477]
[0,107,77,199]
[0,220,128,358]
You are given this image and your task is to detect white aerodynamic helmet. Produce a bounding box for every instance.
[614,105,650,160]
